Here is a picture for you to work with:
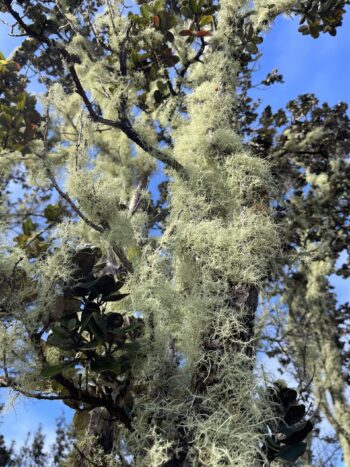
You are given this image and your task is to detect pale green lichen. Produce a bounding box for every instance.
[0,1,287,463]
[124,1,281,464]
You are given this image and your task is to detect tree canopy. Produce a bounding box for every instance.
[0,0,349,465]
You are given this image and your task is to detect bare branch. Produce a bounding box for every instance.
[112,245,134,274]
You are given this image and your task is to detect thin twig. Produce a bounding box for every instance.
[73,443,101,467]
[43,161,105,233]
[128,173,149,217]
[23,223,54,249]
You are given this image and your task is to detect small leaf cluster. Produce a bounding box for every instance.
[0,51,41,155]
[296,0,349,38]
[127,0,218,109]
[236,21,263,56]
[264,384,313,463]
[42,247,142,381]
[14,205,66,258]
[178,0,217,38]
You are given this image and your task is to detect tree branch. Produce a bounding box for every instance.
[3,0,185,176]
[43,162,105,233]
[128,173,149,217]
[73,443,101,467]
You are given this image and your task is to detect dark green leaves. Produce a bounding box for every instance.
[41,360,77,378]
[104,292,129,302]
[106,312,124,329]
[46,333,77,351]
[95,274,116,296]
[296,0,347,38]
[283,421,313,445]
[44,247,139,382]
[43,203,66,222]
[0,52,41,155]
[71,247,102,278]
[284,404,306,425]
[90,356,121,375]
[264,383,313,463]
[277,442,307,462]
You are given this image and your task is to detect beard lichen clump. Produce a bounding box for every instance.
[127,2,280,465]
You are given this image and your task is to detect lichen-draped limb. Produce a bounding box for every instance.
[2,0,184,175]
[125,1,280,465]
[284,256,350,466]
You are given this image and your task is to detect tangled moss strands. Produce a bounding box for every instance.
[126,1,281,465]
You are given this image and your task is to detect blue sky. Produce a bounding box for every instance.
[0,7,349,464]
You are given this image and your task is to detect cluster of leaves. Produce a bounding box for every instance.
[234,17,264,58]
[263,384,313,463]
[295,0,350,38]
[0,1,105,92]
[128,0,218,109]
[247,93,350,261]
[236,54,350,461]
[42,247,142,384]
[0,51,40,155]
[13,204,66,258]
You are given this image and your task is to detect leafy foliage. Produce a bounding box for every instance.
[0,0,348,465]
[263,383,313,463]
[295,0,350,38]
[0,51,40,154]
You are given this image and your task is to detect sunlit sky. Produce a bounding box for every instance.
[0,7,349,464]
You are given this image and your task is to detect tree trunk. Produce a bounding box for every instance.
[73,408,115,467]
[163,284,259,466]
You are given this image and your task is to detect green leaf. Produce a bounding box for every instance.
[22,218,37,236]
[16,92,27,111]
[44,204,63,221]
[103,292,129,302]
[79,312,94,334]
[93,262,108,272]
[252,35,264,44]
[154,0,164,12]
[51,325,70,338]
[284,404,306,425]
[63,297,81,315]
[77,340,100,350]
[119,341,140,352]
[106,322,141,336]
[277,443,307,462]
[283,421,313,445]
[140,4,153,20]
[189,0,200,14]
[46,333,76,350]
[165,31,175,42]
[41,360,77,378]
[83,302,100,314]
[199,15,213,27]
[96,274,116,296]
[106,312,124,329]
[92,312,106,332]
[246,42,259,54]
[90,356,121,374]
[81,312,106,341]
[154,90,163,104]
[72,248,102,276]
[72,278,100,297]
[162,55,180,67]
